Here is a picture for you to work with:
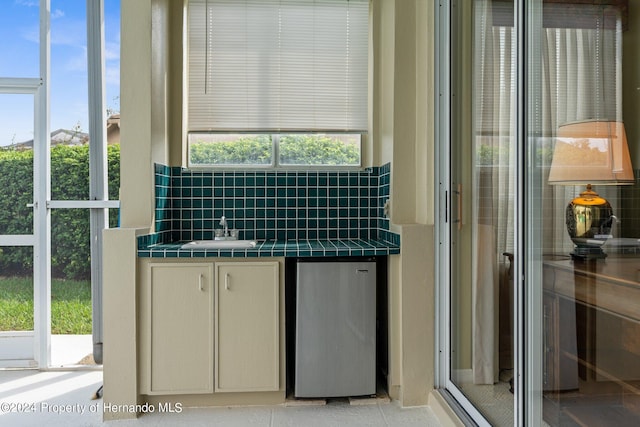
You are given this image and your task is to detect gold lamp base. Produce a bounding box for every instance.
[566,184,614,260]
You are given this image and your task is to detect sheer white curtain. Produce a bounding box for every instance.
[472,0,516,385]
[471,1,621,385]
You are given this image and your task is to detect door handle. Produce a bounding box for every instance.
[225,273,230,290]
[454,183,463,230]
[26,202,36,208]
[198,274,204,291]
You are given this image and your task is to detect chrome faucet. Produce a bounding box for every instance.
[219,216,229,237]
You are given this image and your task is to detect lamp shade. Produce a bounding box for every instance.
[548,120,634,185]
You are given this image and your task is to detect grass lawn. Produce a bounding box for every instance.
[0,277,92,334]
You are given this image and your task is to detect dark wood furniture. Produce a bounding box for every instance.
[543,257,640,426]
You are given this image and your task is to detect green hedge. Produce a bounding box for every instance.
[279,135,360,165]
[189,135,272,165]
[0,144,120,280]
[189,134,360,166]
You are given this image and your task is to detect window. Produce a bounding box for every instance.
[186,0,368,168]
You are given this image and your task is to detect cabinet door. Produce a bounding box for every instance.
[144,263,214,394]
[215,262,279,392]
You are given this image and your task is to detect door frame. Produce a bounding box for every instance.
[434,1,493,423]
[434,0,527,425]
[0,0,51,369]
[0,76,49,368]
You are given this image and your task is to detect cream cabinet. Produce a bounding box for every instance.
[140,263,214,395]
[215,261,280,392]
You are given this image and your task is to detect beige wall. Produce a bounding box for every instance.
[119,0,181,229]
[103,227,146,420]
[111,0,438,410]
[119,0,153,229]
[375,0,436,405]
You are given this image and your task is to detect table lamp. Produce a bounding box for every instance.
[548,120,635,259]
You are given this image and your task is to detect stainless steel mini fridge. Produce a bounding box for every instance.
[294,259,376,398]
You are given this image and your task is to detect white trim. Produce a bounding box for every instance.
[0,332,37,365]
[86,0,109,365]
[33,0,52,369]
[0,360,38,369]
[0,235,36,246]
[0,78,41,94]
[47,200,120,209]
[0,331,34,338]
[434,0,450,391]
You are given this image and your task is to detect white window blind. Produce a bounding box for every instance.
[187,0,369,132]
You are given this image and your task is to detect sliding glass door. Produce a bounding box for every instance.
[527,0,640,425]
[441,0,640,425]
[443,1,517,425]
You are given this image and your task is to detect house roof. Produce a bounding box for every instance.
[13,128,90,149]
[9,114,120,149]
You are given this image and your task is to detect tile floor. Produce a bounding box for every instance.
[0,369,443,426]
[1,336,442,426]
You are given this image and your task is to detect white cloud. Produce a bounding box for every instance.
[51,9,65,19]
[15,0,38,7]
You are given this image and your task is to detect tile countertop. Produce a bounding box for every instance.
[138,239,400,258]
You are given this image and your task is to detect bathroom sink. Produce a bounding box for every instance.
[181,240,258,249]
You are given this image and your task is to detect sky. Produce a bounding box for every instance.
[0,0,120,146]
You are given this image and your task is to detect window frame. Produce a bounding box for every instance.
[183,0,370,171]
[186,132,365,171]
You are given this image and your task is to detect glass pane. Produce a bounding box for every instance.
[449,1,515,426]
[279,134,361,166]
[51,209,93,350]
[105,0,121,122]
[0,2,40,78]
[188,134,273,167]
[0,94,34,235]
[527,1,640,425]
[106,0,121,225]
[48,0,120,203]
[0,94,35,149]
[0,247,34,332]
[50,1,90,200]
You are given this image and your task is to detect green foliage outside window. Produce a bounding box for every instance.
[279,135,360,166]
[189,135,272,165]
[189,134,360,166]
[0,144,120,280]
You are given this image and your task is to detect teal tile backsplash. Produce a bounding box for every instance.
[153,163,397,244]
